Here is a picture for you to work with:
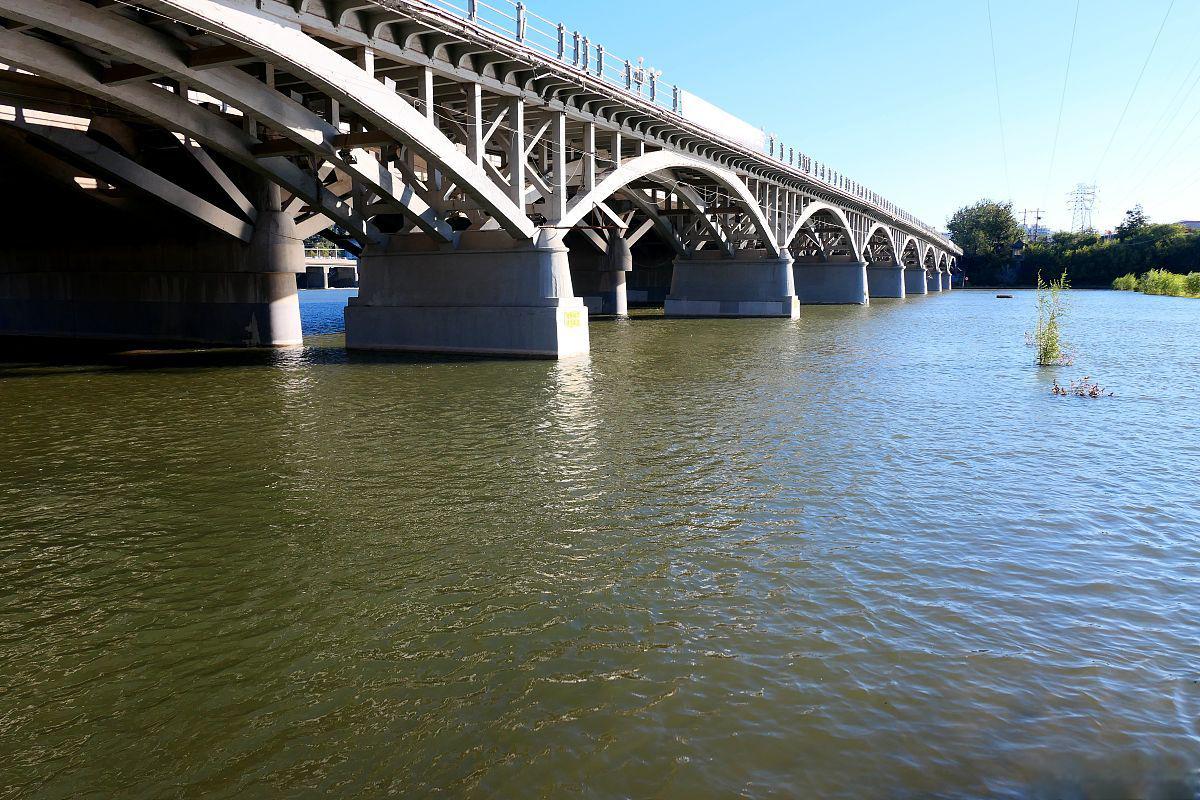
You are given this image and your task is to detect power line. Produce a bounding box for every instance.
[1128,101,1200,196]
[1117,46,1200,182]
[1041,0,1081,211]
[985,0,1012,201]
[1092,0,1175,181]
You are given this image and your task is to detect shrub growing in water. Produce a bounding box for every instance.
[1112,273,1139,291]
[1033,270,1071,366]
[1187,272,1200,296]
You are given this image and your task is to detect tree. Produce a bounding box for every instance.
[1115,204,1149,241]
[946,200,1025,285]
[947,200,1024,256]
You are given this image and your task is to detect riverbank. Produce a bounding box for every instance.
[1113,268,1200,298]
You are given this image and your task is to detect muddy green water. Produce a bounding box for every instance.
[2,290,1198,799]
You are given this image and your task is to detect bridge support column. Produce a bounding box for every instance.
[303,265,329,289]
[942,272,953,291]
[664,252,799,318]
[927,271,944,293]
[905,268,928,296]
[597,237,631,316]
[0,206,304,348]
[345,230,589,358]
[866,262,906,299]
[329,265,359,288]
[793,260,869,305]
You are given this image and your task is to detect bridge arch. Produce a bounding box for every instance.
[863,224,897,264]
[785,202,863,262]
[899,236,922,269]
[937,252,949,273]
[560,150,782,257]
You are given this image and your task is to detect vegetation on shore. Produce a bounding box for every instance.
[948,201,1200,288]
[1113,268,1200,297]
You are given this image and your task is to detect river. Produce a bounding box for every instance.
[2,289,1198,798]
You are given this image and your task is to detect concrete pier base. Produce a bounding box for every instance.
[589,237,631,316]
[905,269,929,296]
[0,209,304,347]
[927,271,944,293]
[942,273,953,291]
[866,263,905,299]
[329,265,359,288]
[345,231,589,358]
[794,260,869,305]
[594,269,628,316]
[303,265,329,289]
[664,252,799,318]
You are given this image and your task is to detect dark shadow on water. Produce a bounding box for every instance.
[0,298,911,376]
[0,335,566,377]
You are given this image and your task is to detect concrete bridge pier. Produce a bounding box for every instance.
[866,262,906,299]
[329,266,359,289]
[664,252,800,318]
[927,271,944,293]
[345,230,589,358]
[303,265,330,290]
[905,269,930,296]
[793,261,869,305]
[597,237,631,317]
[942,271,953,291]
[0,183,304,347]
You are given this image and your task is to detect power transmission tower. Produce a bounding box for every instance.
[1067,184,1097,232]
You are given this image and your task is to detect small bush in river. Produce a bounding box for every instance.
[1112,273,1139,291]
[1032,270,1071,366]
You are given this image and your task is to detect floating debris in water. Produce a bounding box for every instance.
[1052,376,1112,398]
[996,294,1014,298]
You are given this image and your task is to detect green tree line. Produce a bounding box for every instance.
[947,200,1200,287]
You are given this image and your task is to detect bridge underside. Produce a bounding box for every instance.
[0,119,303,347]
[0,0,959,357]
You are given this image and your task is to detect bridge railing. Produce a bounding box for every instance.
[304,243,357,261]
[410,0,951,248]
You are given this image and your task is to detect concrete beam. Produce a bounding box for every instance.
[6,118,254,242]
[0,27,371,241]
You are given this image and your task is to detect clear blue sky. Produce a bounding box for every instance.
[522,0,1200,233]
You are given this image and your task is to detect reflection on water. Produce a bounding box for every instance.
[1,290,1199,799]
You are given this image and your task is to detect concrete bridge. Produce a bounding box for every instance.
[0,0,960,356]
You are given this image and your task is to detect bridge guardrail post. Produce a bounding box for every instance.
[624,59,632,90]
[557,23,565,59]
[515,2,527,42]
[467,0,477,22]
[596,44,604,77]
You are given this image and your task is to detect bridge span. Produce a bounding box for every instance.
[0,0,960,356]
